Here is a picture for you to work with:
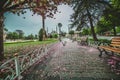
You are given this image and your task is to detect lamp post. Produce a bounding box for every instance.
[58,23,62,41]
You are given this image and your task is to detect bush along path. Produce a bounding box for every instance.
[22,39,120,80]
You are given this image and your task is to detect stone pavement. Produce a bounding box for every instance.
[22,39,120,80]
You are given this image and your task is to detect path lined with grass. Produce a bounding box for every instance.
[22,39,120,80]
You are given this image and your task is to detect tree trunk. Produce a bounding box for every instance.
[0,12,4,61]
[113,26,116,36]
[42,16,45,41]
[87,9,98,41]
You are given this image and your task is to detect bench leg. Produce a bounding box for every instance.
[98,47,114,57]
[99,52,102,57]
[111,51,114,56]
[104,50,108,55]
[97,47,103,57]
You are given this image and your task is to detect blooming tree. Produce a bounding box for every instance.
[0,0,70,60]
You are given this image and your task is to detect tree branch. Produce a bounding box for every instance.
[0,0,8,10]
[3,0,28,12]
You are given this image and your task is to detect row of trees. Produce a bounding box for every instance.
[7,32,38,40]
[4,28,38,40]
[7,32,23,40]
[80,27,120,36]
[5,27,67,42]
[70,0,120,40]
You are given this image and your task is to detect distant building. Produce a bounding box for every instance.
[51,31,58,35]
[15,30,24,35]
[15,30,24,39]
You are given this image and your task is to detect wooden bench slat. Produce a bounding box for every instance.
[110,44,120,47]
[112,42,120,44]
[112,37,120,39]
[99,46,120,53]
[112,40,120,42]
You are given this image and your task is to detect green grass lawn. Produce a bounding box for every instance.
[4,38,58,58]
[4,38,58,46]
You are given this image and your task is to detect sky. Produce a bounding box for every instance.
[4,4,74,36]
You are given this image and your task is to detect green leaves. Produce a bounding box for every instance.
[39,28,43,41]
[69,30,74,35]
[70,0,110,29]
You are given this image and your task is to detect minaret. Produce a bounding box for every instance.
[56,26,58,33]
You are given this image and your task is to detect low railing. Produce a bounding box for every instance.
[88,40,100,48]
[0,43,57,80]
[88,40,109,48]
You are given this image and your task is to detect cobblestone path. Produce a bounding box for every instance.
[22,39,120,80]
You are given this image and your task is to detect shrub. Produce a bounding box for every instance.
[52,34,58,38]
[39,28,43,41]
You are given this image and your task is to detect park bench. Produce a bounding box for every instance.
[98,37,120,74]
[98,37,120,57]
[77,36,88,46]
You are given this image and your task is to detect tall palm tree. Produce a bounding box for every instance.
[70,0,110,41]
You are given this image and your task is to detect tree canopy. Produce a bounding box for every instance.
[102,0,120,35]
[0,0,70,14]
[96,17,112,35]
[70,0,110,41]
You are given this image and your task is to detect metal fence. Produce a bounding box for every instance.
[88,40,109,48]
[0,43,58,80]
